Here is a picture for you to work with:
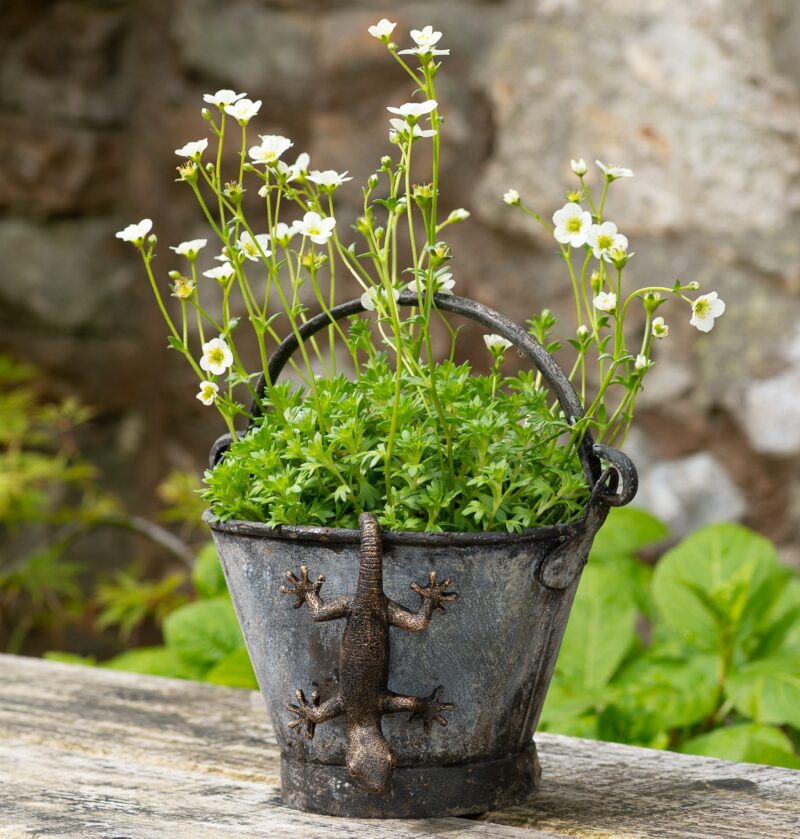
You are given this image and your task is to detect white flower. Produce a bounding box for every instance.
[200,337,233,376]
[587,221,628,260]
[196,380,219,406]
[407,271,455,295]
[690,292,726,333]
[115,218,152,245]
[295,211,336,245]
[552,202,592,247]
[237,231,271,262]
[571,158,588,176]
[276,151,310,181]
[270,222,298,247]
[651,317,669,339]
[448,208,470,223]
[398,25,450,55]
[361,285,401,311]
[249,135,293,166]
[175,138,208,159]
[503,189,520,206]
[596,160,634,179]
[368,18,396,40]
[483,334,513,354]
[634,354,652,372]
[411,25,442,48]
[223,98,262,124]
[593,291,617,312]
[169,238,207,259]
[577,324,590,338]
[307,170,353,189]
[170,276,195,299]
[388,118,436,142]
[386,99,438,120]
[203,90,246,107]
[202,262,236,281]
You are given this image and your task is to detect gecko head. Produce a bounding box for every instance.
[346,725,396,793]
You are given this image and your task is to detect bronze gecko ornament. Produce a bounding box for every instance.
[279,511,458,794]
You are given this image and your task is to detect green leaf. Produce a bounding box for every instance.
[725,654,800,728]
[557,562,638,690]
[614,651,720,729]
[680,723,800,769]
[43,651,96,667]
[205,646,258,690]
[163,598,244,669]
[192,543,228,599]
[103,646,206,680]
[590,507,668,563]
[651,524,780,653]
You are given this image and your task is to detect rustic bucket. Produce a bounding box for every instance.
[205,293,637,818]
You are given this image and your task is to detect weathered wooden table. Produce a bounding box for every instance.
[1,654,798,838]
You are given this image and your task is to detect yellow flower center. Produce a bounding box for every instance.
[567,216,583,232]
[597,234,614,250]
[209,348,225,365]
[694,300,710,318]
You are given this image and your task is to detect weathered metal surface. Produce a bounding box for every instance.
[206,294,638,817]
[2,655,800,838]
[280,513,457,797]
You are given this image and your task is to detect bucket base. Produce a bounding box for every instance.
[280,744,540,818]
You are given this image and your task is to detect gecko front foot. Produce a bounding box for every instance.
[410,685,456,734]
[286,688,321,740]
[410,571,458,613]
[279,565,325,609]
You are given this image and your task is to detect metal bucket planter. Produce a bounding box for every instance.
[206,293,637,818]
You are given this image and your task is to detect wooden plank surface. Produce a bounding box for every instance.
[0,654,798,838]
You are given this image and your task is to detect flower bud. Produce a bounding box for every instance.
[147,234,158,246]
[571,158,588,176]
[448,208,470,223]
[643,291,662,314]
[590,270,602,293]
[577,324,589,338]
[685,280,700,290]
[503,188,520,206]
[373,226,385,238]
[201,108,212,120]
[380,155,392,170]
[368,173,380,188]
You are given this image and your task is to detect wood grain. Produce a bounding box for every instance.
[1,654,798,838]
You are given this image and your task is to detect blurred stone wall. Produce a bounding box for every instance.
[2,0,800,564]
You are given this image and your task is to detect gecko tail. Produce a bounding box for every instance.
[346,722,396,793]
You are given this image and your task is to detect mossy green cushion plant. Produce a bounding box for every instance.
[118,19,726,533]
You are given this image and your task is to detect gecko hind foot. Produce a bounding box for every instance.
[286,688,321,739]
[410,571,458,613]
[410,685,456,734]
[279,565,325,609]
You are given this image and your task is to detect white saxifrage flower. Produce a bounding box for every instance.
[200,337,234,376]
[386,99,438,121]
[169,239,207,259]
[275,152,310,182]
[368,18,396,40]
[307,170,353,189]
[690,292,726,332]
[203,90,246,108]
[651,317,669,338]
[202,262,236,281]
[593,291,617,312]
[270,222,298,247]
[116,219,152,245]
[596,160,634,179]
[196,381,219,406]
[407,271,455,295]
[388,118,436,142]
[571,158,588,176]
[483,334,513,354]
[552,202,592,247]
[361,286,401,311]
[249,135,293,166]
[587,221,628,261]
[237,231,271,261]
[398,26,450,56]
[295,211,336,245]
[503,189,520,205]
[224,98,262,124]
[175,138,208,159]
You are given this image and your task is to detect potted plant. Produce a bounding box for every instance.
[116,19,725,818]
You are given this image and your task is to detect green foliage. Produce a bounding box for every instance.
[204,355,588,532]
[541,515,800,768]
[101,545,257,691]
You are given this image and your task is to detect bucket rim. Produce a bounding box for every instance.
[202,508,584,547]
